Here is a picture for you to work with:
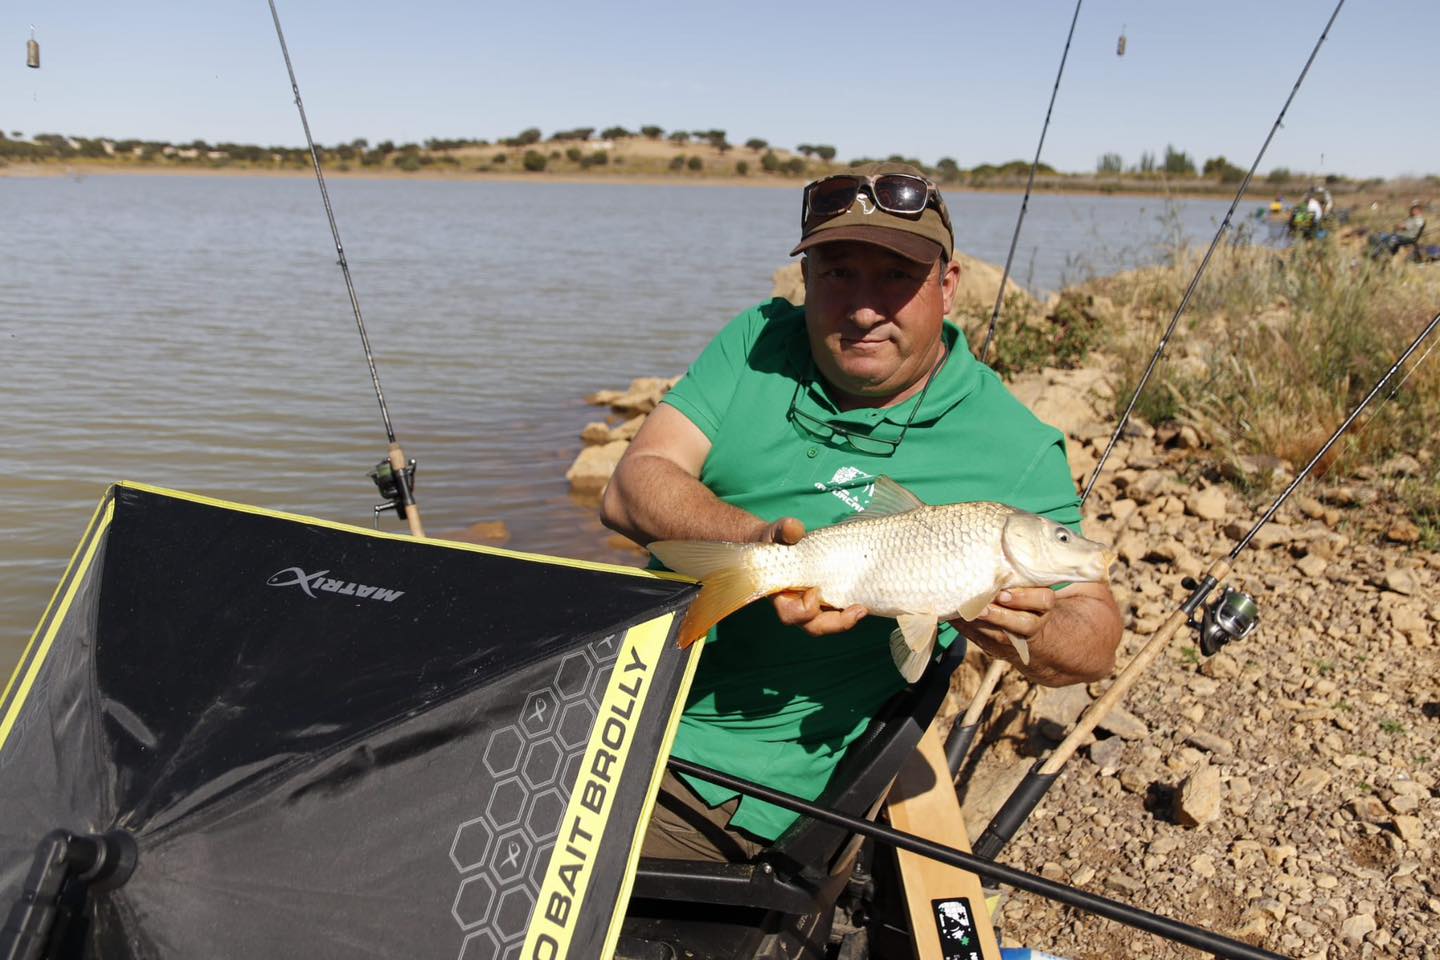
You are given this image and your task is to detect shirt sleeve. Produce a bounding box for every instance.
[660,305,767,441]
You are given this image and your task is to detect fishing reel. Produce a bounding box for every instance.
[369,456,418,526]
[1182,579,1260,656]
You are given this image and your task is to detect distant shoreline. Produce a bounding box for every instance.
[0,160,1261,201]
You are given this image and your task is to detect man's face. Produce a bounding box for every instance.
[801,241,961,408]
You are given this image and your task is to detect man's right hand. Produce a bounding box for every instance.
[761,517,869,637]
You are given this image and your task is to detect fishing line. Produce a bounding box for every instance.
[977,0,1083,365]
[265,0,424,536]
[947,0,1083,780]
[1080,0,1347,505]
[1230,309,1440,557]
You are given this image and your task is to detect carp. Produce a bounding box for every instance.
[649,476,1113,681]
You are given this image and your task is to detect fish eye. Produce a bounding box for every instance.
[1055,529,1071,543]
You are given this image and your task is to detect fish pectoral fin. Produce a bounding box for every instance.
[956,591,999,622]
[895,612,939,651]
[889,614,938,682]
[1009,633,1032,666]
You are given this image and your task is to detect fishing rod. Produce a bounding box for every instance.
[947,0,1346,797]
[670,758,1286,960]
[976,0,1083,365]
[1081,0,1345,504]
[266,0,424,537]
[973,306,1440,862]
[947,0,1093,775]
[946,0,1086,774]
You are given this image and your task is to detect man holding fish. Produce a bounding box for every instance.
[601,163,1123,861]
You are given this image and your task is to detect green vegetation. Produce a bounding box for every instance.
[984,291,1105,379]
[522,150,546,172]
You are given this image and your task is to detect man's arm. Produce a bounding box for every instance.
[600,404,767,545]
[950,581,1121,687]
[600,404,867,636]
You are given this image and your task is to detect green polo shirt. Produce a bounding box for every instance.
[660,298,1081,840]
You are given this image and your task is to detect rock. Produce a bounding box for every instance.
[585,388,624,407]
[1034,683,1092,739]
[1382,568,1420,596]
[1386,519,1421,544]
[1296,495,1325,519]
[1233,910,1271,940]
[1340,913,1376,946]
[1391,605,1427,636]
[1098,707,1149,741]
[1393,816,1425,844]
[1348,796,1388,823]
[1176,424,1202,449]
[1175,763,1223,826]
[580,421,613,445]
[1294,554,1328,579]
[1189,853,1216,878]
[610,414,647,442]
[1200,652,1240,679]
[1185,730,1234,757]
[1118,765,1153,794]
[441,520,511,544]
[1116,532,1147,565]
[1110,498,1140,530]
[607,376,674,414]
[1089,736,1126,770]
[1186,486,1227,521]
[1379,453,1423,477]
[1292,767,1331,798]
[565,440,628,494]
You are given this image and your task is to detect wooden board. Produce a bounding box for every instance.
[885,725,1002,960]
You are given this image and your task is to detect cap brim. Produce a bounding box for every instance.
[789,224,943,264]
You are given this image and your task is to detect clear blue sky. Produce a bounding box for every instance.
[4,0,1436,179]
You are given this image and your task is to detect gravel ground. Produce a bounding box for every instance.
[950,389,1438,960]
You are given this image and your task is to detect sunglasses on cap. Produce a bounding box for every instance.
[801,174,952,233]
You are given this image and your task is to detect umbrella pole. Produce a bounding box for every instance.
[0,829,137,960]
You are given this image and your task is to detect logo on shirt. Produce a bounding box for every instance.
[815,466,875,513]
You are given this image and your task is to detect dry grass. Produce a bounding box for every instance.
[1078,237,1440,516]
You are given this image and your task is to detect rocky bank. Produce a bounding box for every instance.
[566,264,1437,959]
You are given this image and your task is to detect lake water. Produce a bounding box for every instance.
[0,173,1235,674]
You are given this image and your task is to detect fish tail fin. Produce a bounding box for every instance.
[649,541,770,648]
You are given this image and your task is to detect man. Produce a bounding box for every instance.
[601,164,1122,862]
[1368,200,1426,260]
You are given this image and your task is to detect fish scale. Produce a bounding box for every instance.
[767,503,1017,617]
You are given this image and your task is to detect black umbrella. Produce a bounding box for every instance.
[0,483,699,959]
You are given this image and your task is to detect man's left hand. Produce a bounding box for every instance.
[948,581,1121,687]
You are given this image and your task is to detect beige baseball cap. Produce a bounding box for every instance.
[790,162,955,263]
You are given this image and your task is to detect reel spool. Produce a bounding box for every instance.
[369,456,418,526]
[1195,586,1259,656]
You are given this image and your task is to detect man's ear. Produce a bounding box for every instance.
[939,256,963,316]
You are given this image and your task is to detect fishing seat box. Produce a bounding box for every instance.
[619,641,968,959]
